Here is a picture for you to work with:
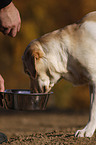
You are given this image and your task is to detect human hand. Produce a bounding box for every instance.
[0,2,21,37]
[0,75,4,92]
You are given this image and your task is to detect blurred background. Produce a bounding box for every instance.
[0,0,95,111]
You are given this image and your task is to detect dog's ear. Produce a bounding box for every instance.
[31,49,44,78]
[30,55,37,79]
[23,41,45,79]
[32,49,44,60]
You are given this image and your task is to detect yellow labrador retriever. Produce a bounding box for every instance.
[22,11,96,137]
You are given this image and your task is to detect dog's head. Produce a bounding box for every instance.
[22,40,57,93]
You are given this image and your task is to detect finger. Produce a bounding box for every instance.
[0,75,5,92]
[0,83,5,92]
[9,26,17,37]
[17,23,21,32]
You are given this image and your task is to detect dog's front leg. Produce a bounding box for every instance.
[75,84,96,137]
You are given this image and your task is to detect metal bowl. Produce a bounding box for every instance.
[0,89,53,111]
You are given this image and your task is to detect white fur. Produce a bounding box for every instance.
[83,21,96,39]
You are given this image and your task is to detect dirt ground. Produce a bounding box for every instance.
[0,108,96,145]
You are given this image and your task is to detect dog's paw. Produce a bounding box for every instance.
[75,129,92,137]
[75,123,95,137]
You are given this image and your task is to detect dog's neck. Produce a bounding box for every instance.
[38,24,80,85]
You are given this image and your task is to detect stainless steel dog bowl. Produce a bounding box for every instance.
[0,89,53,110]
